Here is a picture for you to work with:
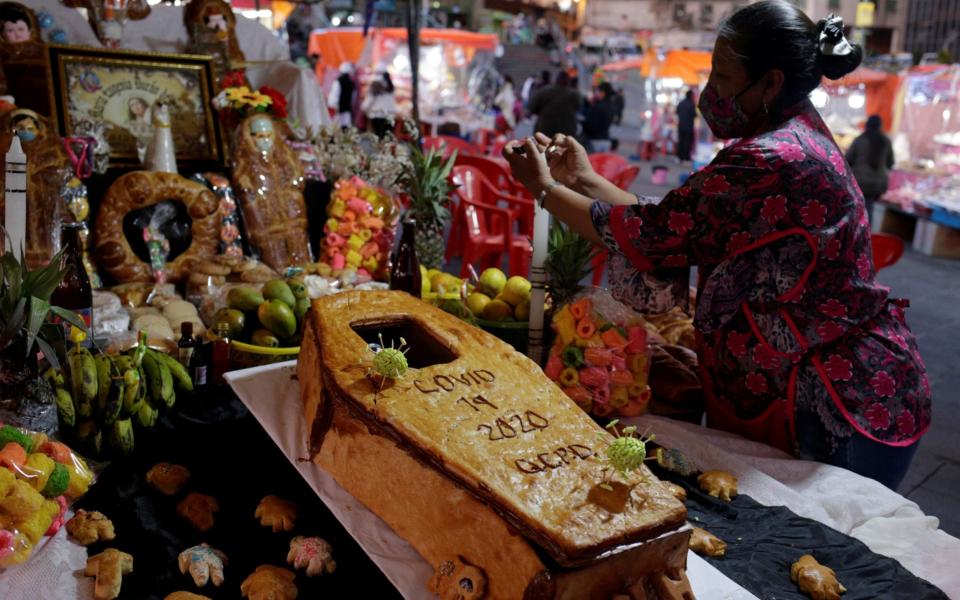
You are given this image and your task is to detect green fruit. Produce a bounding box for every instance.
[68,347,98,406]
[143,352,174,409]
[43,367,65,389]
[287,277,309,300]
[227,287,265,311]
[262,279,296,307]
[294,297,310,322]
[251,328,280,348]
[154,351,193,393]
[213,308,245,339]
[100,376,124,426]
[478,267,507,297]
[55,388,76,428]
[135,401,158,428]
[108,418,135,456]
[257,299,297,338]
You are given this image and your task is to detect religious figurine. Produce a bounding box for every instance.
[183,0,246,84]
[231,114,311,270]
[142,99,177,174]
[60,174,101,287]
[0,108,69,267]
[60,0,150,48]
[0,3,50,116]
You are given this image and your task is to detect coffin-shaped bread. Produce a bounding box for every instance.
[300,291,690,599]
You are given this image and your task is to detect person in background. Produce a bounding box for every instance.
[612,86,625,125]
[494,75,518,134]
[327,62,356,129]
[504,1,929,490]
[846,114,894,222]
[521,74,538,110]
[529,71,581,137]
[583,82,617,152]
[529,70,551,105]
[676,89,696,162]
[361,78,396,138]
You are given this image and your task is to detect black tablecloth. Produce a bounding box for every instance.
[74,387,402,599]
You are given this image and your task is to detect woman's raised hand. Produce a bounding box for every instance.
[537,132,594,189]
[502,137,554,195]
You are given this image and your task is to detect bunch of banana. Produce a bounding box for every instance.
[47,332,194,458]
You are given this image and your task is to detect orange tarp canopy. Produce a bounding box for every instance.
[308,28,497,76]
[823,67,902,133]
[602,49,711,86]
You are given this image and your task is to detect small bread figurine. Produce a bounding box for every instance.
[178,543,227,587]
[287,536,335,577]
[147,462,191,495]
[429,557,487,600]
[66,509,116,545]
[165,593,211,600]
[84,548,134,600]
[689,526,727,557]
[664,481,687,502]
[177,493,219,532]
[255,495,298,532]
[791,554,846,600]
[698,470,738,502]
[240,564,298,600]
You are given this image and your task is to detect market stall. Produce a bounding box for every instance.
[308,27,498,138]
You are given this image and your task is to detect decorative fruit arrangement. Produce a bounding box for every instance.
[316,177,399,281]
[47,331,192,459]
[467,268,531,323]
[0,425,94,567]
[545,294,652,419]
[215,278,310,348]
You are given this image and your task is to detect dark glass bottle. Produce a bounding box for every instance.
[389,218,422,298]
[210,322,231,385]
[189,336,209,390]
[178,322,196,368]
[51,223,93,341]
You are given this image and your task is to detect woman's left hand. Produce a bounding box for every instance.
[503,137,554,196]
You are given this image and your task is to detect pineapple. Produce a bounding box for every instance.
[545,220,598,308]
[394,122,457,269]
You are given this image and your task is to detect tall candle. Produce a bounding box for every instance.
[4,136,26,256]
[526,203,550,366]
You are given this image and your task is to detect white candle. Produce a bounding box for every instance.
[526,203,550,365]
[4,136,26,257]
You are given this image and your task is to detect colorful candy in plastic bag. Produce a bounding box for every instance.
[546,288,652,419]
[0,424,95,568]
[317,176,399,282]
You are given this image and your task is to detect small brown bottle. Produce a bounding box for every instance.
[51,223,93,342]
[389,218,422,298]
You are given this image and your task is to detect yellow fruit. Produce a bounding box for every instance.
[482,299,513,322]
[430,273,462,295]
[421,277,432,297]
[419,265,429,288]
[514,298,530,321]
[478,267,507,297]
[500,276,532,306]
[466,292,492,316]
[427,269,442,283]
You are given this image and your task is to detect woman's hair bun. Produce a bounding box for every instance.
[816,16,862,80]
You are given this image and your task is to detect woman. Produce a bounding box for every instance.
[504,1,930,489]
[846,114,895,221]
[361,76,395,138]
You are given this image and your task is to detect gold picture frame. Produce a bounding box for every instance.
[46,44,225,169]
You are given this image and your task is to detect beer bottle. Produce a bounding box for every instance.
[51,222,93,342]
[389,218,422,298]
[178,322,196,368]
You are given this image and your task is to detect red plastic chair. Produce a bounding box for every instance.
[455,154,531,200]
[589,152,630,181]
[871,232,904,271]
[450,166,532,277]
[591,165,641,286]
[423,135,482,158]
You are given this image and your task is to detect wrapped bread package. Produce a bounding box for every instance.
[299,291,693,599]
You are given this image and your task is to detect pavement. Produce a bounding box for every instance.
[511,118,960,536]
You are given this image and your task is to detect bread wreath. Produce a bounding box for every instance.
[94,171,220,283]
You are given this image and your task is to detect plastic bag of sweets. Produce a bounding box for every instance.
[0,424,95,568]
[317,176,400,282]
[545,289,652,419]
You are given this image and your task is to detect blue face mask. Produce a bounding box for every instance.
[15,128,36,142]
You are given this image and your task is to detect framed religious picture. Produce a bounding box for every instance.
[46,44,225,169]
